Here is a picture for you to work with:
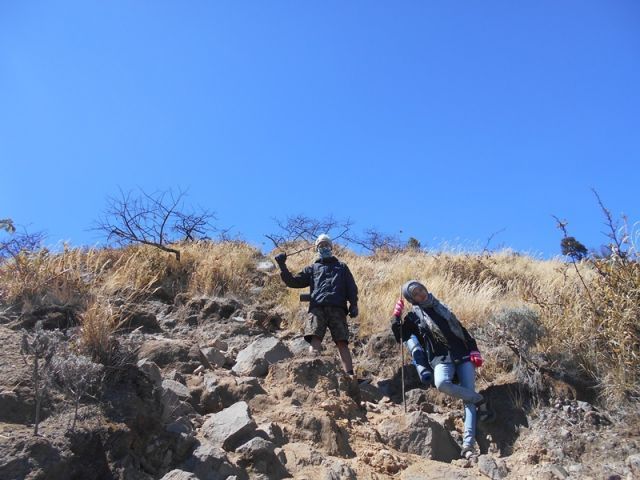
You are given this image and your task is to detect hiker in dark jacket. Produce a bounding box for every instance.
[390,280,494,458]
[274,234,358,376]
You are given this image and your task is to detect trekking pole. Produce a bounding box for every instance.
[285,244,316,257]
[399,290,406,413]
[400,321,406,413]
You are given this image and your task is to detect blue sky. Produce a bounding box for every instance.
[1,1,639,257]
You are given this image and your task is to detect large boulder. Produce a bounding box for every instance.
[235,437,289,479]
[180,442,238,480]
[200,347,226,369]
[159,470,198,480]
[201,401,257,451]
[119,307,161,333]
[198,372,266,414]
[232,336,292,377]
[377,411,460,462]
[273,410,354,458]
[160,379,195,423]
[137,359,162,386]
[137,340,201,373]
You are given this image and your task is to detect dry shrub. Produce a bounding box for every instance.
[79,296,120,365]
[536,256,640,406]
[0,245,110,311]
[183,240,260,298]
[98,246,171,297]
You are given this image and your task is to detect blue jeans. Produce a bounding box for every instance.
[433,360,482,448]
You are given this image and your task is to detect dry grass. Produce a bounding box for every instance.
[1,239,637,407]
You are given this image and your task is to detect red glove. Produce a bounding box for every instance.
[470,351,483,368]
[393,298,404,317]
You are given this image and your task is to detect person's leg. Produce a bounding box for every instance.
[327,307,354,374]
[335,340,354,374]
[433,361,483,405]
[304,308,327,354]
[406,335,432,385]
[309,336,323,354]
[456,361,478,451]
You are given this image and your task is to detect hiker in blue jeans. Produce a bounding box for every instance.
[390,280,495,458]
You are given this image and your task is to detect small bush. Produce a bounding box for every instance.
[51,348,103,432]
[491,306,545,354]
[20,322,62,435]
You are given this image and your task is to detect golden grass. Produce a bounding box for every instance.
[1,240,637,406]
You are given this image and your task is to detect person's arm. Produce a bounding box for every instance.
[274,253,312,288]
[390,311,420,343]
[454,313,479,352]
[344,264,359,317]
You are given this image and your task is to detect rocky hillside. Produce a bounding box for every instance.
[0,244,638,479]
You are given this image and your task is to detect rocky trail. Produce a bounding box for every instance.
[1,275,639,480]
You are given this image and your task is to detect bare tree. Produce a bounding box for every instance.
[94,187,215,261]
[345,228,403,253]
[265,214,355,255]
[482,228,506,254]
[266,214,405,254]
[0,227,45,262]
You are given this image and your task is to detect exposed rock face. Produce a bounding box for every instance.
[2,288,639,480]
[0,429,112,480]
[11,306,78,330]
[120,308,161,333]
[137,339,198,368]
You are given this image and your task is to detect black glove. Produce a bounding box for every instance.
[274,252,287,268]
[390,318,403,343]
[348,304,358,318]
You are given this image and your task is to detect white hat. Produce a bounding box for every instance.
[315,234,332,248]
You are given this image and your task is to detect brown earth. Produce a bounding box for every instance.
[0,292,638,480]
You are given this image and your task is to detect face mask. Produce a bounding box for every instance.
[318,246,332,258]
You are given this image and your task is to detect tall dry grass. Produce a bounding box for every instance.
[1,238,637,406]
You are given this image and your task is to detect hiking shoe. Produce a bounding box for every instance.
[460,445,475,459]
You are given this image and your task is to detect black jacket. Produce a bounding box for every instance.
[391,304,478,367]
[280,256,358,312]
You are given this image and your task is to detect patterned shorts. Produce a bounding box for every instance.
[304,305,349,343]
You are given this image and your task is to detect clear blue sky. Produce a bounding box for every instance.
[2,1,639,257]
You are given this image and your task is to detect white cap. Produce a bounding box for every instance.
[315,234,332,248]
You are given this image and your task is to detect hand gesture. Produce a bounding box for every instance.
[393,298,404,318]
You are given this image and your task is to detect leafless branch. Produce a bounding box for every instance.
[482,228,506,253]
[0,226,45,262]
[94,187,215,261]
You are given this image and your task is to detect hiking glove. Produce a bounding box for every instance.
[274,253,287,268]
[470,350,484,368]
[390,319,403,343]
[393,298,404,318]
[348,304,358,318]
